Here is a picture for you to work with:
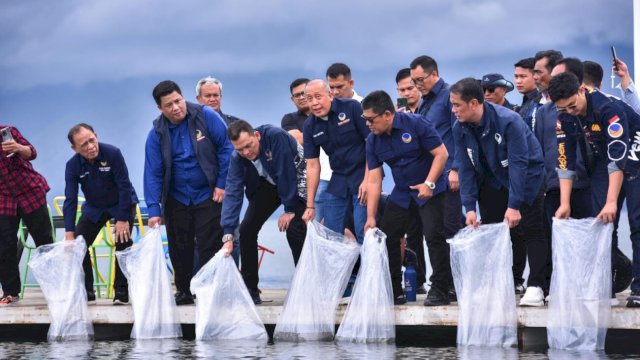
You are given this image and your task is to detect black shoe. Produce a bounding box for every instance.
[174,291,194,305]
[448,288,457,302]
[87,290,96,303]
[627,291,640,308]
[515,282,525,295]
[113,288,129,305]
[394,295,407,305]
[416,285,427,295]
[249,288,262,305]
[424,287,450,306]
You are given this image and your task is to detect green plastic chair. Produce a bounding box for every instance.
[19,205,56,298]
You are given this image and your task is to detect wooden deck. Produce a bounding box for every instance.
[2,288,640,329]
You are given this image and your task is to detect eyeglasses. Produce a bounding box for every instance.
[484,87,497,93]
[411,72,433,86]
[292,91,305,99]
[556,102,579,113]
[362,113,382,124]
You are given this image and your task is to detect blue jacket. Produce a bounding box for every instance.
[558,89,640,181]
[144,102,232,218]
[454,102,545,211]
[63,143,138,231]
[417,78,457,176]
[221,125,306,235]
[534,102,590,191]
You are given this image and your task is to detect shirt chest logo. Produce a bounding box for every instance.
[265,149,273,161]
[337,112,351,126]
[494,133,502,144]
[402,133,412,143]
[313,131,325,138]
[196,129,206,141]
[99,161,110,172]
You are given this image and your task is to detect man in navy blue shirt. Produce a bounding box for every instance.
[550,72,640,307]
[63,123,138,304]
[221,120,307,304]
[301,79,369,244]
[450,78,549,307]
[144,80,233,305]
[410,56,464,246]
[281,78,310,144]
[362,90,449,306]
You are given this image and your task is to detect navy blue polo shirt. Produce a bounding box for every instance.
[63,143,138,231]
[366,112,445,209]
[418,78,457,175]
[303,98,369,197]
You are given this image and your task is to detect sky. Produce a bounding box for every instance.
[0,0,635,202]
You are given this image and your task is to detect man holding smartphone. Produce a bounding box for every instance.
[0,125,53,305]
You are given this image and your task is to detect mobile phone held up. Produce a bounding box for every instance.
[397,97,408,112]
[611,46,619,71]
[1,127,15,157]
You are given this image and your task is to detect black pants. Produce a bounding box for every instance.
[76,206,135,293]
[165,196,223,296]
[444,190,464,239]
[478,185,548,289]
[0,204,54,296]
[380,192,450,297]
[405,208,426,287]
[240,181,306,291]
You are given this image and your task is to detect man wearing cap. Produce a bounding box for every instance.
[481,73,518,111]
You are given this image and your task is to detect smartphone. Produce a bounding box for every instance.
[397,97,408,112]
[611,46,619,71]
[1,127,15,157]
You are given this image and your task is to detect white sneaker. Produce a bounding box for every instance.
[519,286,544,307]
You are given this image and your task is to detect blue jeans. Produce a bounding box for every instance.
[314,180,329,222]
[323,189,367,244]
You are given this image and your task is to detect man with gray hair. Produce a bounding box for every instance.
[196,76,242,126]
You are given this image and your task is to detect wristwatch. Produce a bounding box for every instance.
[424,180,436,190]
[222,234,234,243]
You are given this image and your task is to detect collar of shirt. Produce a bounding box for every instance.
[524,89,540,101]
[425,78,446,99]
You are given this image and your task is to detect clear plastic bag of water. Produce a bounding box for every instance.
[547,218,612,351]
[190,248,267,341]
[448,222,517,347]
[274,220,360,341]
[29,237,94,341]
[116,228,182,339]
[335,228,395,343]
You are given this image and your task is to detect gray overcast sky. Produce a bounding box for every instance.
[0,0,633,90]
[0,0,635,199]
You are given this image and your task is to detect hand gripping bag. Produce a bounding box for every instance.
[190,248,268,341]
[547,218,613,351]
[29,238,94,341]
[116,228,182,339]
[274,220,361,341]
[448,223,517,347]
[335,228,395,343]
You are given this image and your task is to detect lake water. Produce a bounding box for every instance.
[1,339,640,360]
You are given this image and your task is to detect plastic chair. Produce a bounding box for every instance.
[18,205,56,298]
